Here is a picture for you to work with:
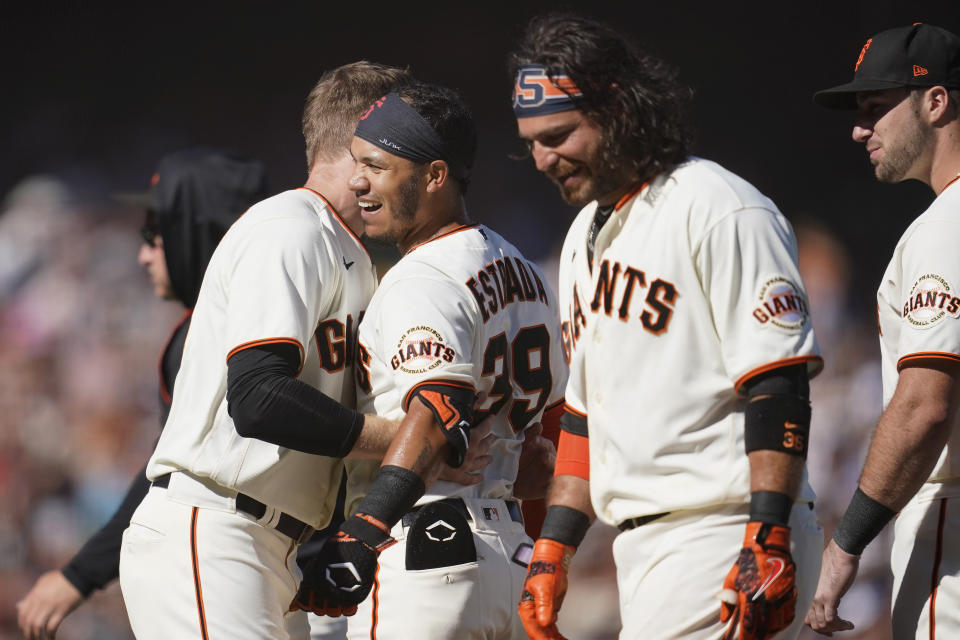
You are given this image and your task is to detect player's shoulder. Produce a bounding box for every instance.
[652,158,787,240]
[665,157,777,212]
[917,181,960,226]
[234,188,357,242]
[900,189,960,254]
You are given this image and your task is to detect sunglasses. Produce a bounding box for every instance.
[140,210,160,247]
[140,225,161,247]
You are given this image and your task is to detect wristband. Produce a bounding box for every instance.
[832,487,896,556]
[749,491,793,528]
[352,465,425,529]
[539,505,590,548]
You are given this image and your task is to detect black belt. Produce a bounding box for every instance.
[401,497,524,528]
[617,511,670,531]
[152,473,315,544]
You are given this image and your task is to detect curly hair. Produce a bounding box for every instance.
[396,81,478,194]
[509,13,693,182]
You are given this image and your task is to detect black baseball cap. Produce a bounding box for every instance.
[113,147,268,213]
[814,23,960,110]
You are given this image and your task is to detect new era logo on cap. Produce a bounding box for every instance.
[814,22,960,109]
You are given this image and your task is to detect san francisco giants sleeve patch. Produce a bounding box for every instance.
[903,274,960,329]
[390,326,457,373]
[751,277,810,331]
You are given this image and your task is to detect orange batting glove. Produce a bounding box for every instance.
[518,538,574,640]
[719,522,797,640]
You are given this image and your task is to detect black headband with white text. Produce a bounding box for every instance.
[512,64,583,117]
[355,93,467,179]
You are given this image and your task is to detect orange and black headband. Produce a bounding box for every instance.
[512,64,583,117]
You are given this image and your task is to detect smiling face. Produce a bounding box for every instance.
[853,88,933,183]
[516,108,634,207]
[348,136,426,249]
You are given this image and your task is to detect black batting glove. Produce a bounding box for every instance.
[290,513,396,616]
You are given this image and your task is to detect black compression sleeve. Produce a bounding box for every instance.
[227,343,364,457]
[61,463,151,597]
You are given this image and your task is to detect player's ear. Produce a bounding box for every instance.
[425,160,449,193]
[926,86,953,124]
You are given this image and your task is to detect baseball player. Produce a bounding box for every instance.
[808,23,960,638]
[509,13,824,639]
[15,147,267,640]
[288,82,567,640]
[117,62,416,640]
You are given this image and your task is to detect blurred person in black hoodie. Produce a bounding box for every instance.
[16,148,268,639]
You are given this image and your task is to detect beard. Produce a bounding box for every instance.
[365,173,421,246]
[875,100,932,183]
[554,137,636,207]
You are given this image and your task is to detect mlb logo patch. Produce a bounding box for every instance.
[482,507,500,521]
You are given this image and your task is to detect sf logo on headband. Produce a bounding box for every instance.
[512,65,582,116]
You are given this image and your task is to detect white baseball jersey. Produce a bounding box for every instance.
[146,187,377,529]
[559,157,822,527]
[876,177,960,494]
[876,177,960,640]
[352,223,567,503]
[347,222,566,640]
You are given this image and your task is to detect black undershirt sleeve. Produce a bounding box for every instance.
[61,463,151,596]
[226,342,365,457]
[742,363,809,399]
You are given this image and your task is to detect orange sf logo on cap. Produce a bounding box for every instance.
[854,38,873,72]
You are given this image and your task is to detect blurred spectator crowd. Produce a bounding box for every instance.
[0,176,893,639]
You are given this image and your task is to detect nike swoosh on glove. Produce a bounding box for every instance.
[719,521,797,640]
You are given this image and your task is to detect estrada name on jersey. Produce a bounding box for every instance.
[353,223,566,506]
[559,157,823,526]
[147,187,377,530]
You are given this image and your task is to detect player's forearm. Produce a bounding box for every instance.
[858,365,957,510]
[747,450,803,499]
[227,344,365,456]
[345,415,401,459]
[380,399,450,486]
[547,474,596,522]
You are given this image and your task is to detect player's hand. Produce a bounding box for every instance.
[804,539,858,635]
[718,522,797,640]
[514,422,557,500]
[518,538,573,640]
[290,513,396,617]
[437,415,494,485]
[16,570,84,639]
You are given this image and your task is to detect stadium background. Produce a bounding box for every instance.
[2,2,957,638]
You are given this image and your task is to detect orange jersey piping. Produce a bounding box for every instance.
[562,402,587,419]
[405,223,480,254]
[299,187,371,260]
[929,498,946,639]
[402,379,476,412]
[226,338,306,376]
[190,507,210,640]
[371,563,381,640]
[897,351,960,371]
[541,398,565,444]
[614,177,655,211]
[734,355,824,393]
